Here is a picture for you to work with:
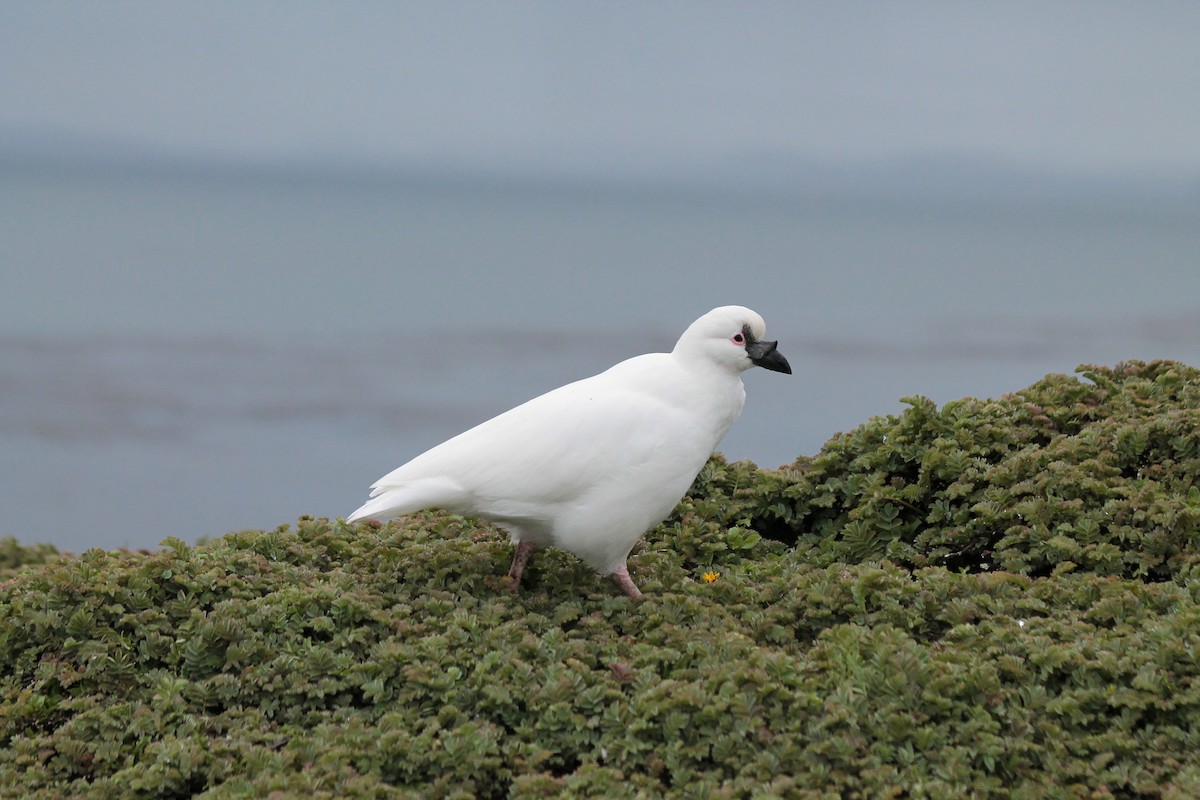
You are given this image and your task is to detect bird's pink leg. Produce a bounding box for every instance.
[507,540,536,593]
[611,563,643,600]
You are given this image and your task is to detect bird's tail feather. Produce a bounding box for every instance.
[346,477,464,523]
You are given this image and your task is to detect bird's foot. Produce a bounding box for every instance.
[611,564,643,600]
[506,540,535,594]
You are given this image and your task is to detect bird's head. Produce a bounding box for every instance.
[674,306,792,375]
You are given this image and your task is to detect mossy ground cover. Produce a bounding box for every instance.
[2,361,1199,798]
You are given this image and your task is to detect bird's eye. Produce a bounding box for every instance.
[732,333,745,344]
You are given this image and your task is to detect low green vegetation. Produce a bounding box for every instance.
[2,361,1198,798]
[0,537,59,581]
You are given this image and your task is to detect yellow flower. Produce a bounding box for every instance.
[702,570,720,583]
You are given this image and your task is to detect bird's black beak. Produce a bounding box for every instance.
[746,339,791,374]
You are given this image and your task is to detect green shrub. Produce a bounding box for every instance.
[0,537,60,580]
[1,362,1198,798]
[683,360,1200,581]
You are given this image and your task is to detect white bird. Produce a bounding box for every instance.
[347,305,790,599]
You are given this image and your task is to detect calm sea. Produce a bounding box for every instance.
[3,167,1198,550]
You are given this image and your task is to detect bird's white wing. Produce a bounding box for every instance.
[354,354,711,521]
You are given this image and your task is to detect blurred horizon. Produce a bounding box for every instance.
[5,124,1199,206]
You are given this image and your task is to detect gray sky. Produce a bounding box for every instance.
[2,2,1199,176]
